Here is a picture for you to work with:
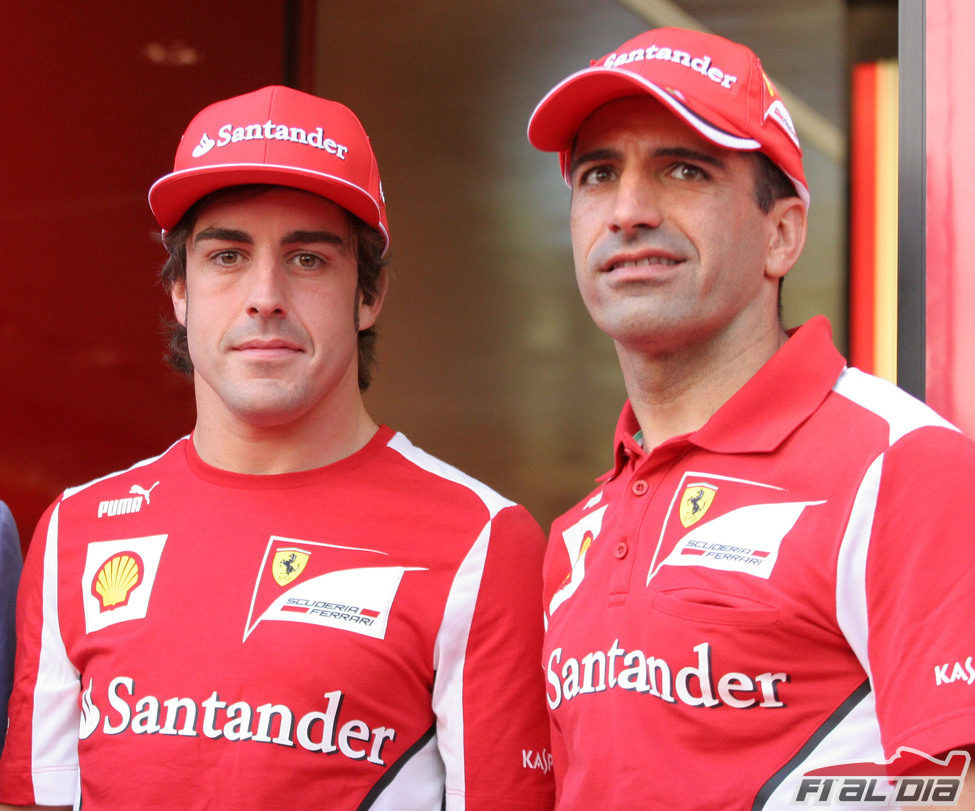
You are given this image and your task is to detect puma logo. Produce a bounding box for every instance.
[129,482,160,504]
[98,482,160,518]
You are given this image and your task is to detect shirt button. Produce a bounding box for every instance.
[615,542,629,559]
[631,479,649,496]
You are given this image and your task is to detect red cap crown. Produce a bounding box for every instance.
[527,28,808,207]
[149,86,389,252]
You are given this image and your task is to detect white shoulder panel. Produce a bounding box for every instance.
[386,432,515,519]
[61,436,188,501]
[833,368,958,446]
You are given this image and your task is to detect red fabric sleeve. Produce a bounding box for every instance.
[866,427,975,759]
[456,505,554,809]
[0,499,80,806]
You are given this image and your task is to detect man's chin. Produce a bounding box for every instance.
[215,382,309,428]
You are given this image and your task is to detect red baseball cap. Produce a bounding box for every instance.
[149,85,390,252]
[527,28,808,207]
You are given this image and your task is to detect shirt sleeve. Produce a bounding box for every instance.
[433,504,554,809]
[864,426,975,759]
[0,502,23,756]
[0,500,82,806]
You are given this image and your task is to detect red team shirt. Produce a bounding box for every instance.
[0,426,554,809]
[543,318,975,809]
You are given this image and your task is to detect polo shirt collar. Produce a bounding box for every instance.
[604,317,846,478]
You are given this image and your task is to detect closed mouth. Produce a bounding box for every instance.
[234,339,303,353]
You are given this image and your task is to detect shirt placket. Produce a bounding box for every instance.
[609,443,692,605]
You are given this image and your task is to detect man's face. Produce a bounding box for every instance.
[568,96,795,357]
[172,187,383,431]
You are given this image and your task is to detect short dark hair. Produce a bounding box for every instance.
[159,185,386,389]
[752,152,799,213]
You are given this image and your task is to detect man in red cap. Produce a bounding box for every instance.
[0,86,553,810]
[528,28,975,808]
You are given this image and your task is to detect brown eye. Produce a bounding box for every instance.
[294,253,322,269]
[579,165,616,186]
[668,163,707,181]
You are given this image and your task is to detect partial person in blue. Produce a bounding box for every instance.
[0,503,21,755]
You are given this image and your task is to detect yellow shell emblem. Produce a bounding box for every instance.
[560,530,595,587]
[679,485,717,528]
[92,552,144,611]
[579,531,594,559]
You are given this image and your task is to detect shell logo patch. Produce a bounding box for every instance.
[581,531,594,555]
[548,505,608,617]
[679,484,716,527]
[92,552,144,611]
[273,548,309,586]
[83,535,167,634]
[558,531,594,589]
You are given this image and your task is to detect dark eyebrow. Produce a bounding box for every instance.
[192,227,348,250]
[653,146,727,170]
[281,230,347,249]
[193,226,251,245]
[569,145,727,178]
[569,147,620,177]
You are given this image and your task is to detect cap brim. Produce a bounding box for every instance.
[148,163,389,251]
[528,67,760,155]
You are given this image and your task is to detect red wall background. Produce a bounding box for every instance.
[926,0,975,436]
[0,2,293,547]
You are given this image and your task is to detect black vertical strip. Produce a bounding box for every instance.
[897,0,926,399]
[752,678,872,809]
[282,0,302,88]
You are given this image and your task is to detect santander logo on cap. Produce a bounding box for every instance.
[188,118,351,161]
[527,27,810,209]
[192,133,216,158]
[148,86,390,250]
[601,43,740,91]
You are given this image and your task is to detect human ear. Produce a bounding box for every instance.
[357,267,389,331]
[764,198,807,281]
[171,280,188,327]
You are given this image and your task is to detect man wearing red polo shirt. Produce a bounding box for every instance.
[528,27,975,809]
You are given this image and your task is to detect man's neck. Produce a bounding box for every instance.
[190,395,379,475]
[618,322,788,451]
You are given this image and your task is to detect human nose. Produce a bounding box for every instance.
[245,257,288,318]
[609,173,663,235]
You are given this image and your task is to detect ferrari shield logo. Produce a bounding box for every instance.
[273,548,310,586]
[679,485,717,528]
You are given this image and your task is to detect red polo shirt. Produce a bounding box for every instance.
[544,317,975,809]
